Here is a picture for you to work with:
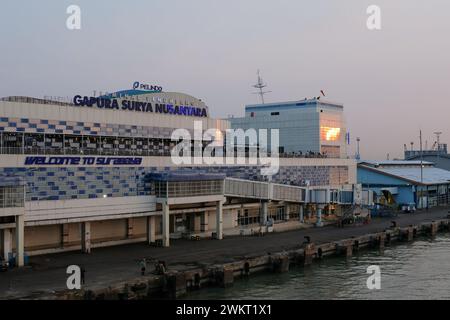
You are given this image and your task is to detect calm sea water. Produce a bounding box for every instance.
[186,233,450,300]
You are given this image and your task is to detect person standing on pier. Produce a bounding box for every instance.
[140,258,147,276]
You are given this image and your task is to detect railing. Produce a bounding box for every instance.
[0,146,334,159]
[0,147,173,157]
[272,183,306,202]
[224,178,269,199]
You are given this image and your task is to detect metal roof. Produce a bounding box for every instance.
[358,160,434,167]
[360,165,450,185]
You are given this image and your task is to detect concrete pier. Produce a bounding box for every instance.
[2,207,450,300]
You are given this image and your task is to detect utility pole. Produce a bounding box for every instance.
[420,130,423,184]
[356,137,361,160]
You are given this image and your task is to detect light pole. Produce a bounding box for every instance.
[356,137,361,160]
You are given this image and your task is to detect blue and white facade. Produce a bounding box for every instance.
[0,89,357,264]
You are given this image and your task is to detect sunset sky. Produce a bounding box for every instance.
[1,0,449,159]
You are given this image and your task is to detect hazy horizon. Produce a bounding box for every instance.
[1,0,449,160]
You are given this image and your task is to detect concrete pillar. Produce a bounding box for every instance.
[303,243,315,266]
[216,200,223,240]
[194,214,201,232]
[2,228,12,262]
[16,215,24,267]
[201,212,209,232]
[284,203,290,220]
[162,201,170,247]
[299,205,304,223]
[126,218,134,238]
[316,206,323,227]
[61,224,69,248]
[81,221,91,254]
[430,221,438,237]
[260,201,268,226]
[147,216,156,244]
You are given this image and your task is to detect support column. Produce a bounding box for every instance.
[194,214,201,232]
[201,212,209,232]
[61,224,69,248]
[147,216,156,244]
[2,229,12,262]
[81,221,91,254]
[260,201,268,226]
[162,201,170,247]
[216,200,223,240]
[284,203,290,220]
[299,205,304,223]
[16,215,24,267]
[126,218,134,238]
[316,205,323,227]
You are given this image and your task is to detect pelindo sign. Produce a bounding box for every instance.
[72,95,208,117]
[132,81,162,92]
[24,156,142,166]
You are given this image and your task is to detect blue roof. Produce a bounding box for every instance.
[148,172,226,182]
[359,160,434,167]
[359,165,450,185]
[0,175,25,187]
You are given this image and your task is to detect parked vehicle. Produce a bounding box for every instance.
[401,203,416,213]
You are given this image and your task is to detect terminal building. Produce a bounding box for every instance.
[229,98,347,158]
[0,86,358,267]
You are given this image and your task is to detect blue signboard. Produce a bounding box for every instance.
[24,156,143,166]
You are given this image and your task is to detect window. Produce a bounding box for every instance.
[270,112,280,116]
[320,127,341,141]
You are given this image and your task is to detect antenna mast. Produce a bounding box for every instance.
[252,70,271,104]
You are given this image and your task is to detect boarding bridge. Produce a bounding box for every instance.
[224,177,359,205]
[224,178,307,203]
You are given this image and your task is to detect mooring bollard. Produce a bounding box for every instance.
[430,221,438,236]
[407,226,414,241]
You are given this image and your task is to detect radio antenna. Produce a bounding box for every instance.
[252,69,271,104]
